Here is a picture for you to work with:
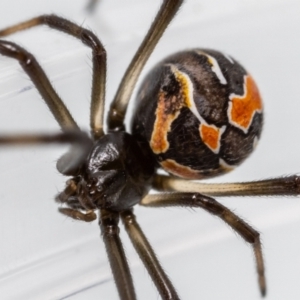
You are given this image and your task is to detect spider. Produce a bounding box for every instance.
[0,0,299,299]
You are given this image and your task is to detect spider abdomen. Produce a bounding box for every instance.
[132,49,263,179]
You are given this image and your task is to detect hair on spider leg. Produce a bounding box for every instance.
[1,0,300,299]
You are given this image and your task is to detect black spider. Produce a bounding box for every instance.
[1,1,300,299]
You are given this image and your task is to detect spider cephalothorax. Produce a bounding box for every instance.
[57,132,155,212]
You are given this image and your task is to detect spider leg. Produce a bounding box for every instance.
[0,40,78,130]
[0,15,106,139]
[100,209,137,300]
[153,174,300,196]
[121,209,180,300]
[108,0,184,131]
[0,130,93,176]
[141,192,266,297]
[0,131,86,146]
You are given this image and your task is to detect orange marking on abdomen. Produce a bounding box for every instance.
[150,93,180,154]
[199,124,225,153]
[160,159,201,179]
[150,66,194,154]
[228,75,263,133]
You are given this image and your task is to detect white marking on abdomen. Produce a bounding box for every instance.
[195,50,227,85]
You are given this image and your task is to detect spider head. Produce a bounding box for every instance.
[58,131,155,212]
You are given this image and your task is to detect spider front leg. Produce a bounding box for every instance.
[121,209,180,300]
[0,130,93,177]
[100,209,137,300]
[0,40,78,130]
[108,0,184,130]
[0,131,85,146]
[141,192,266,297]
[0,15,106,138]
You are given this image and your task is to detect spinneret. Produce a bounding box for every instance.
[132,49,263,179]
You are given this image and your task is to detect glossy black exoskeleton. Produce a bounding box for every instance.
[76,132,155,212]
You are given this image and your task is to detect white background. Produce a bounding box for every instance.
[0,0,300,299]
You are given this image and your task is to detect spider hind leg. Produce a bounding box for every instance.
[141,192,266,297]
